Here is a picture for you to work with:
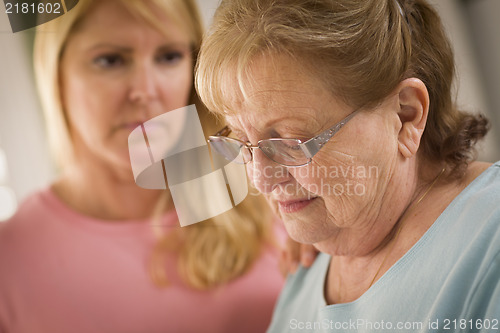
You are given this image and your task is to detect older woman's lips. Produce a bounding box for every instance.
[277,197,317,214]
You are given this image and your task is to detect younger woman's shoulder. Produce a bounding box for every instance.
[0,188,54,235]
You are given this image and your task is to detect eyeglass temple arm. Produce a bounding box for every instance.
[214,126,231,137]
[300,110,359,159]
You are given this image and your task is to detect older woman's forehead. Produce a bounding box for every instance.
[223,78,340,135]
[224,54,326,108]
[224,82,321,125]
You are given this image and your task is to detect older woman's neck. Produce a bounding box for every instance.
[322,160,489,304]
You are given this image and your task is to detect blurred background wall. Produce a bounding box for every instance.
[0,0,499,221]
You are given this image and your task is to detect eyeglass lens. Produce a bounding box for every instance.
[209,137,310,166]
[209,137,248,164]
[258,139,309,166]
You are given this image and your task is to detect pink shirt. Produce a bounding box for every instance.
[0,188,284,333]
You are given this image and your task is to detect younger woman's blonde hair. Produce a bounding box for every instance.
[34,0,273,289]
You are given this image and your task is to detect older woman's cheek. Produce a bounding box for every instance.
[264,193,280,216]
[290,156,378,225]
[246,161,268,193]
[290,152,356,197]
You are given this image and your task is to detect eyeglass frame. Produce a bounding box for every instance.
[208,109,360,167]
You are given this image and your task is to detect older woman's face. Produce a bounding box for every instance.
[60,0,193,173]
[225,55,402,251]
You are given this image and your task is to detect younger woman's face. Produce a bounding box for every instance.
[60,0,193,174]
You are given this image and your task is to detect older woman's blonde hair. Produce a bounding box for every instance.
[34,0,273,289]
[196,0,489,176]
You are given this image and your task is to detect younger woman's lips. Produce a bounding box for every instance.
[123,122,143,130]
[277,197,317,214]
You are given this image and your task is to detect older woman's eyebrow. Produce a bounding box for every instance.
[260,111,320,130]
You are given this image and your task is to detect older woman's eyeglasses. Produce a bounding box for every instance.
[207,110,360,167]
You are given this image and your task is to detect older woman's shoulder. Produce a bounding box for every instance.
[449,161,499,201]
[442,161,500,241]
[468,161,500,189]
[464,161,500,201]
[464,161,494,183]
[457,161,500,243]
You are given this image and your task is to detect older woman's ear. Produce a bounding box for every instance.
[396,78,430,159]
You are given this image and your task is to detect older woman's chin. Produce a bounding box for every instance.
[280,218,325,245]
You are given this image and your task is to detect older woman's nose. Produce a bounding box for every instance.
[128,63,159,104]
[247,149,291,193]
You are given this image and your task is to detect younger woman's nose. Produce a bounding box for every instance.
[128,63,159,104]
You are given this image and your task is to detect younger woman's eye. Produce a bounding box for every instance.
[157,51,185,65]
[93,54,124,68]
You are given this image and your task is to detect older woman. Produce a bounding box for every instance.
[196,0,499,331]
[0,0,286,332]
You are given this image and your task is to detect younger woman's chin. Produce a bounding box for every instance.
[100,154,137,180]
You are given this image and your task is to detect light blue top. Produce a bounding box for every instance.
[268,162,500,333]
